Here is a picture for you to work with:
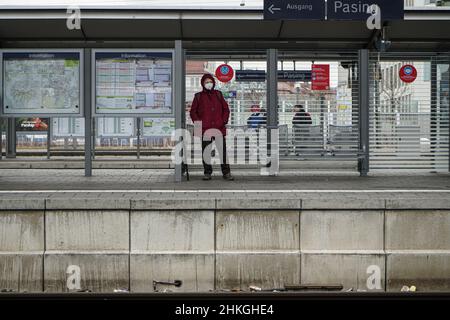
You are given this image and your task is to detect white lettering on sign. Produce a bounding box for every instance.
[66,265,81,290]
[286,3,313,12]
[334,1,370,14]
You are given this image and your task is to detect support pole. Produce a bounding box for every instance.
[0,117,3,160]
[448,54,450,172]
[47,118,51,159]
[6,117,16,158]
[92,118,96,160]
[267,49,279,132]
[358,49,370,176]
[430,59,437,169]
[136,117,141,159]
[84,48,92,177]
[174,40,186,182]
[266,48,279,174]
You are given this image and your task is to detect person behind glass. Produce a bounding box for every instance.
[292,104,312,155]
[247,105,267,129]
[190,73,234,181]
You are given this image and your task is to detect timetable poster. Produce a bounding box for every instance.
[95,52,172,115]
[97,117,135,137]
[52,117,85,137]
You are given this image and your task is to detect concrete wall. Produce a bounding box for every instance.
[1,198,450,292]
[0,211,43,292]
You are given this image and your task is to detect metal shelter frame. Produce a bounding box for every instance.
[0,7,449,180]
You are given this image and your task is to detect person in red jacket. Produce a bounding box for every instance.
[190,73,234,181]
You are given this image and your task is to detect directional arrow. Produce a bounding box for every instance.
[264,0,326,20]
[268,4,281,14]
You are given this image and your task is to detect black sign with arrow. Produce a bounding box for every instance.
[264,0,326,20]
[236,70,312,82]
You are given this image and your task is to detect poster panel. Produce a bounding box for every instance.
[2,50,82,116]
[312,64,330,90]
[94,50,173,116]
[52,118,85,138]
[15,117,49,133]
[142,117,175,137]
[97,117,135,137]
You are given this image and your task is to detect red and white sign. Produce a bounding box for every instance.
[215,64,234,83]
[399,65,417,83]
[312,64,330,91]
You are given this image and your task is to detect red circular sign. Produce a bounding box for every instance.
[399,65,417,83]
[215,64,234,83]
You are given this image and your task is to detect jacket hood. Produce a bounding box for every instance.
[201,73,216,91]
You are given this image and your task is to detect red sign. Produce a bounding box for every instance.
[312,64,330,91]
[399,65,417,83]
[215,64,234,83]
[15,117,49,132]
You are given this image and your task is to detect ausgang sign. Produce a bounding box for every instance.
[264,0,404,21]
[264,0,325,20]
[327,0,404,20]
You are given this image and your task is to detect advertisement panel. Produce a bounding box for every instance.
[15,118,49,132]
[312,64,330,90]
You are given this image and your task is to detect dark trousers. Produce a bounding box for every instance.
[202,136,231,175]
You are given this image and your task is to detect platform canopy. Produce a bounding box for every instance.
[0,2,450,51]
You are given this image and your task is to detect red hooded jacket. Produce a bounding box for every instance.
[190,74,230,136]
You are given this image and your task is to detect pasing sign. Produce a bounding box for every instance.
[235,70,312,82]
[327,0,404,21]
[311,64,330,90]
[215,64,234,83]
[399,65,417,83]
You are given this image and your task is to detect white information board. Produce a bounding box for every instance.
[2,50,82,116]
[52,118,85,138]
[142,118,175,137]
[97,117,135,137]
[94,50,173,116]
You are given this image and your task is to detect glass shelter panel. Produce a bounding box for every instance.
[277,53,360,161]
[369,53,449,171]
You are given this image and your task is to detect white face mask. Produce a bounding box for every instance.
[204,82,213,90]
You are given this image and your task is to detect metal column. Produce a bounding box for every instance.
[358,49,370,176]
[266,48,279,174]
[430,59,437,169]
[92,118,96,159]
[47,118,51,159]
[174,40,186,182]
[0,118,3,160]
[136,117,141,159]
[267,49,278,132]
[84,48,92,177]
[6,117,16,158]
[448,54,450,172]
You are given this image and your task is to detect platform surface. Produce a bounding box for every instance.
[0,168,449,210]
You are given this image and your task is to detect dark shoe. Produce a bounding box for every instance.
[203,174,212,181]
[223,173,234,181]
